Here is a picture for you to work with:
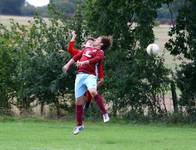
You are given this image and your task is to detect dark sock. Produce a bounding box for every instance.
[94,94,107,114]
[76,105,83,126]
[83,101,91,112]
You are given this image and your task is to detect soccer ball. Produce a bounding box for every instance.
[146,43,160,55]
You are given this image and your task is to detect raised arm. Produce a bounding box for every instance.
[67,31,81,56]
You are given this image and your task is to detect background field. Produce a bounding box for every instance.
[0,15,35,26]
[0,118,196,150]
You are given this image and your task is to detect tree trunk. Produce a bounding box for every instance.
[54,99,61,117]
[40,101,44,116]
[162,92,167,113]
[170,81,178,112]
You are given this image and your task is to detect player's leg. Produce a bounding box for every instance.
[75,96,83,126]
[85,75,110,122]
[83,91,92,112]
[73,96,84,135]
[73,74,87,135]
[88,88,106,113]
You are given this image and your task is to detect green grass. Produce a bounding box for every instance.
[0,118,196,150]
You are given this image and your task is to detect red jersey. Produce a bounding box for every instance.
[67,41,104,78]
[73,47,104,76]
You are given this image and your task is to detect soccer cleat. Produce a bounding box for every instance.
[103,113,110,123]
[73,125,84,135]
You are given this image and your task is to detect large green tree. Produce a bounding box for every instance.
[0,35,17,114]
[0,5,76,116]
[82,0,170,117]
[166,0,196,118]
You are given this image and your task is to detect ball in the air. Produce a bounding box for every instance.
[146,43,160,55]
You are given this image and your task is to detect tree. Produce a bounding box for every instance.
[165,0,196,118]
[50,0,76,15]
[82,0,170,117]
[0,0,25,15]
[0,43,16,114]
[0,5,76,116]
[157,0,185,23]
[0,22,23,114]
[13,10,75,116]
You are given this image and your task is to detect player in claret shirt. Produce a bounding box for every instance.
[66,31,104,112]
[63,35,112,135]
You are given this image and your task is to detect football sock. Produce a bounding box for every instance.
[94,94,107,114]
[76,105,83,126]
[84,101,91,112]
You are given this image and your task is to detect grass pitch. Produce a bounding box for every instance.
[0,118,196,150]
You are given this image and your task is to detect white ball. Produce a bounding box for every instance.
[146,43,160,55]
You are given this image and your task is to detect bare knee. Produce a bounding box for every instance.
[89,89,98,97]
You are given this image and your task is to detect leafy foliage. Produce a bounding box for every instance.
[82,0,170,117]
[0,0,25,15]
[166,0,196,117]
[0,5,75,115]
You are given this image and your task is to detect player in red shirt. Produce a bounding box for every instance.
[67,31,104,112]
[63,36,112,135]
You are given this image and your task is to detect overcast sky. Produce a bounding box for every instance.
[26,0,50,7]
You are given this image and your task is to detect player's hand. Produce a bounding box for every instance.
[62,64,69,73]
[71,31,76,39]
[97,78,104,87]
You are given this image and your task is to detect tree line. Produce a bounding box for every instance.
[0,0,184,23]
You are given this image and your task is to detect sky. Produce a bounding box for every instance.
[26,0,50,7]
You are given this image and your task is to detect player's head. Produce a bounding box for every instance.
[83,37,95,47]
[93,36,113,51]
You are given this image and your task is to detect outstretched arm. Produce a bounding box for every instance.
[63,49,83,72]
[62,58,75,73]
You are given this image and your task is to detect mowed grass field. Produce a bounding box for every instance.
[0,118,196,150]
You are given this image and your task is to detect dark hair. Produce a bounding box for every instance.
[100,36,113,51]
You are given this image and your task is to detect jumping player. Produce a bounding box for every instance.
[66,31,104,112]
[63,36,112,135]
